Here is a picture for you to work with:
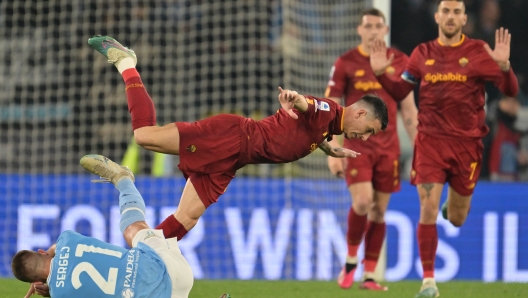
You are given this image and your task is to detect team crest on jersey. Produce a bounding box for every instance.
[354,69,365,77]
[314,99,330,112]
[385,66,395,75]
[459,57,469,67]
[310,143,318,152]
[186,145,197,152]
[425,59,435,66]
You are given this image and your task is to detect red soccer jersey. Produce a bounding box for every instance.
[402,35,519,138]
[244,96,344,164]
[326,46,408,152]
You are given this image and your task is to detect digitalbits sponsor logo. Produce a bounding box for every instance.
[122,288,135,298]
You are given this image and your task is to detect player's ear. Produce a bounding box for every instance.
[356,109,367,119]
[434,12,440,25]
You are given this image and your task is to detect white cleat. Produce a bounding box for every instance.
[80,154,134,185]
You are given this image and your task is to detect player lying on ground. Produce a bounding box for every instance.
[369,0,518,297]
[12,155,194,298]
[325,7,418,291]
[87,35,389,242]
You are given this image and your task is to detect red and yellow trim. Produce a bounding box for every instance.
[358,45,369,57]
[340,108,345,132]
[437,34,466,47]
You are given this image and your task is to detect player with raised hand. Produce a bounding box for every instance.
[369,1,518,297]
[325,8,418,292]
[85,35,388,244]
[13,154,194,298]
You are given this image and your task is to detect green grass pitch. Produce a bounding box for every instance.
[1,279,527,297]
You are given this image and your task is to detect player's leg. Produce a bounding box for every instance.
[156,179,206,240]
[445,187,472,227]
[415,183,443,298]
[79,154,150,247]
[360,190,390,291]
[338,181,373,289]
[88,36,181,155]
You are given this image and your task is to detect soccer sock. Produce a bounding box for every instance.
[116,178,147,233]
[363,221,386,274]
[417,223,438,279]
[122,68,157,131]
[156,215,189,240]
[345,207,367,271]
[117,57,136,74]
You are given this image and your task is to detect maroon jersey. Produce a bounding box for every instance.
[326,46,408,152]
[400,35,519,139]
[243,96,344,164]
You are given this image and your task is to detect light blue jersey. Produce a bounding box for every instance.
[47,230,172,298]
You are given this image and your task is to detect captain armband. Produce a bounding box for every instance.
[401,70,419,85]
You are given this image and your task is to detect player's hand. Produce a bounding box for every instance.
[328,147,360,159]
[484,27,511,71]
[370,39,394,76]
[33,282,50,297]
[277,86,300,119]
[328,156,347,178]
[24,283,36,298]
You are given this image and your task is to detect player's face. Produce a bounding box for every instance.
[357,15,388,45]
[344,110,382,141]
[435,1,467,38]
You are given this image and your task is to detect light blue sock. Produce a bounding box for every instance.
[116,178,146,233]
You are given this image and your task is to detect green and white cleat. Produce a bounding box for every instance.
[441,199,448,220]
[87,35,137,67]
[415,286,440,298]
[80,154,134,185]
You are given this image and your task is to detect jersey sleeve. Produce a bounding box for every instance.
[303,95,341,129]
[401,47,422,84]
[476,47,519,97]
[325,57,348,99]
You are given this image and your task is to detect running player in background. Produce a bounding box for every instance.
[369,1,518,297]
[326,8,418,292]
[12,155,194,298]
[87,35,389,244]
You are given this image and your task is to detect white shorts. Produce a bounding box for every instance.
[132,229,194,298]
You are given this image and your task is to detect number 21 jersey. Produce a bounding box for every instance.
[47,230,172,298]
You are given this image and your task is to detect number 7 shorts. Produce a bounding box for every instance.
[411,132,483,196]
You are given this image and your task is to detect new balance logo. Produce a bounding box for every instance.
[425,59,435,65]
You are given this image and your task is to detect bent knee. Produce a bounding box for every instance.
[448,215,466,227]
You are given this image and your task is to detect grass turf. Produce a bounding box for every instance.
[1,279,527,297]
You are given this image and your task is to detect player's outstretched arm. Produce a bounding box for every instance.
[319,140,360,158]
[400,91,418,146]
[277,86,308,119]
[370,40,415,101]
[483,27,519,97]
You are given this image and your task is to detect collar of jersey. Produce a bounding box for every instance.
[437,34,466,47]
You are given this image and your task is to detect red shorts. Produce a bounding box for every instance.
[176,114,245,207]
[411,132,483,196]
[345,149,400,193]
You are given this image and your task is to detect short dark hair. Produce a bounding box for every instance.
[437,0,465,6]
[359,8,386,25]
[359,94,389,131]
[12,250,40,282]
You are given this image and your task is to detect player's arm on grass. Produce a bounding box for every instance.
[370,39,417,100]
[482,28,519,97]
[400,91,418,146]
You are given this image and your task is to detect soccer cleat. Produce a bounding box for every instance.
[414,286,440,298]
[337,266,356,289]
[441,199,448,220]
[359,280,388,291]
[80,154,134,185]
[219,294,231,298]
[87,35,137,67]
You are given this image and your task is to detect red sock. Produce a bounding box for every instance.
[156,215,189,240]
[417,223,438,278]
[122,68,156,131]
[363,221,386,272]
[346,208,367,257]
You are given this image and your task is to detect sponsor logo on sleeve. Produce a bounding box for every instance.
[314,99,330,112]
